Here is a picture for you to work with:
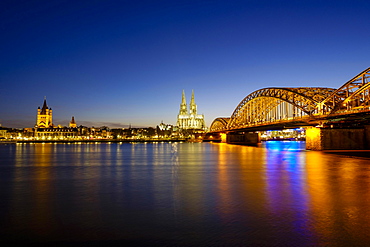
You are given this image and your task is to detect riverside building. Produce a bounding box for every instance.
[176,90,205,130]
[35,97,53,128]
[34,98,78,139]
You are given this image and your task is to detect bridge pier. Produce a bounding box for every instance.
[226,132,261,146]
[306,126,370,150]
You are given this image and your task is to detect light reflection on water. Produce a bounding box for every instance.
[1,142,370,245]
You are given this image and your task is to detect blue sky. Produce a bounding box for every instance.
[1,0,369,128]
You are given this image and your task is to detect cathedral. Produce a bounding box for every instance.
[177,90,205,130]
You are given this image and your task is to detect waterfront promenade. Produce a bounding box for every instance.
[0,138,188,144]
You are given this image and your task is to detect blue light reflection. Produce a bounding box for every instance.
[264,141,312,240]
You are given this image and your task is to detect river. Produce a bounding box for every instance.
[0,141,370,246]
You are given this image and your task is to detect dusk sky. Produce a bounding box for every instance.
[1,0,370,128]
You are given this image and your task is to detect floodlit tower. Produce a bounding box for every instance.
[189,89,197,115]
[177,90,188,128]
[69,116,77,128]
[179,90,188,115]
[36,97,53,128]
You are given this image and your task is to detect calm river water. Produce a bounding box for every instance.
[1,141,370,246]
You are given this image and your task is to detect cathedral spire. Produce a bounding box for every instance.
[179,90,188,115]
[182,90,186,104]
[190,90,195,105]
[189,89,197,115]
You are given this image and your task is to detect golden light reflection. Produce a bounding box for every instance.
[216,143,232,216]
[216,143,268,220]
[176,143,206,218]
[305,151,370,244]
[29,144,54,240]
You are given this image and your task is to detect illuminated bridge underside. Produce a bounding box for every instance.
[210,67,370,132]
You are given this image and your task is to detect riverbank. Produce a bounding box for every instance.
[0,139,187,144]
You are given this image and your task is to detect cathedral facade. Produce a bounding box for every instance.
[176,90,205,130]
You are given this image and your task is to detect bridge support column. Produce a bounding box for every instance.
[306,127,365,150]
[226,132,260,146]
[365,125,370,149]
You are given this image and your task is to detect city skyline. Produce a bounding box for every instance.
[1,0,370,128]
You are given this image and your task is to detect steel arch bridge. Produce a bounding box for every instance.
[210,67,370,132]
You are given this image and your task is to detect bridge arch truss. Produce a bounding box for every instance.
[209,117,230,132]
[320,67,370,115]
[209,67,370,133]
[227,87,335,130]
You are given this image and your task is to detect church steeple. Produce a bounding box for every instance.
[40,97,49,114]
[69,116,77,128]
[179,90,188,115]
[182,90,186,105]
[189,89,197,115]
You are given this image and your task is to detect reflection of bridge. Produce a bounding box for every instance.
[208,67,370,150]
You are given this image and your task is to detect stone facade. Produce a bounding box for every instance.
[35,98,53,128]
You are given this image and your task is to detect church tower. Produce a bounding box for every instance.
[179,90,188,115]
[69,116,77,128]
[189,90,197,115]
[177,90,188,128]
[36,97,53,128]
